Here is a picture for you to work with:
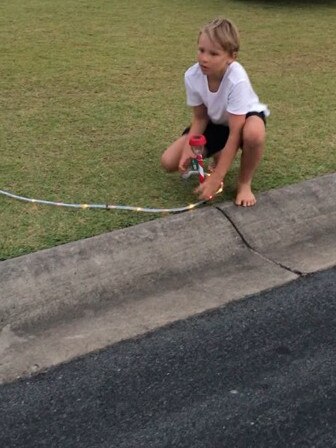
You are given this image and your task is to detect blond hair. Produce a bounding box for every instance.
[200,18,240,56]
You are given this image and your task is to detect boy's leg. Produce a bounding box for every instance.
[161,135,188,172]
[236,115,265,206]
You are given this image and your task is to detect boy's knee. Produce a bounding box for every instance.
[160,152,169,170]
[160,152,176,172]
[243,125,265,150]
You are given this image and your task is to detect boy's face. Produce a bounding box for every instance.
[197,32,233,78]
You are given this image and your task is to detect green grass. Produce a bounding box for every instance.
[1,0,335,260]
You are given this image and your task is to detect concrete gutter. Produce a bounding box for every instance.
[0,173,335,383]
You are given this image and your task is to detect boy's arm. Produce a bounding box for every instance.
[179,104,209,172]
[195,113,245,199]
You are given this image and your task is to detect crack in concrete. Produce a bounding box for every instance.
[215,206,304,277]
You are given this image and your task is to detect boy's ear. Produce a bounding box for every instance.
[232,51,238,60]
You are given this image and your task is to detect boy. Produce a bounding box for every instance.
[161,18,269,206]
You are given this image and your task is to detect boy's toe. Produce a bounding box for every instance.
[235,186,257,207]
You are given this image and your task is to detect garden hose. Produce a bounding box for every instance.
[1,135,222,214]
[0,173,223,214]
[0,187,210,214]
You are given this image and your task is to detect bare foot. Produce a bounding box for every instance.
[235,183,256,207]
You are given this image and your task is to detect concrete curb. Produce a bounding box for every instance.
[0,173,335,382]
[0,207,294,332]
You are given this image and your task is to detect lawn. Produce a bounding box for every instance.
[1,0,335,260]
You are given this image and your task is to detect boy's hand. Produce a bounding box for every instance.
[194,174,223,200]
[178,147,195,173]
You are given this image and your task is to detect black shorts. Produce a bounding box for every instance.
[182,111,266,157]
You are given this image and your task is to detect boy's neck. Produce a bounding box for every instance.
[206,63,232,91]
[207,75,222,93]
[208,61,234,82]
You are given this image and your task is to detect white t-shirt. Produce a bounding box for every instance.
[184,61,270,125]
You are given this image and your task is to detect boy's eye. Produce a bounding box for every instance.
[210,51,219,56]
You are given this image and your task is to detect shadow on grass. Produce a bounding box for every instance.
[233,0,335,6]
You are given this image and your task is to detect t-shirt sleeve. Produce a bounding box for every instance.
[227,80,252,115]
[184,74,203,107]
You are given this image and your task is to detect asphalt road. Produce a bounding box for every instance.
[1,267,336,448]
